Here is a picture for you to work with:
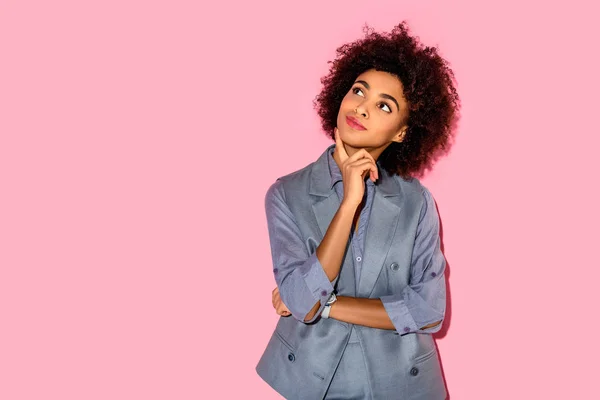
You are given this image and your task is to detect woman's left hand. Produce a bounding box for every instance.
[272,287,291,317]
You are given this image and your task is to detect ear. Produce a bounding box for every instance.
[391,126,408,143]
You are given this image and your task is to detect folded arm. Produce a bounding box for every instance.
[265,179,357,323]
[329,187,446,334]
[328,296,441,331]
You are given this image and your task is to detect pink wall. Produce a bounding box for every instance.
[2,0,599,398]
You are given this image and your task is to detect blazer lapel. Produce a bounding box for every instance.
[307,144,404,298]
[357,168,403,297]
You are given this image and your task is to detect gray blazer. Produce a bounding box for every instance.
[256,144,447,399]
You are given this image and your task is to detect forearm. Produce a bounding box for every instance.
[329,296,442,331]
[328,296,395,330]
[316,201,357,281]
[303,202,357,322]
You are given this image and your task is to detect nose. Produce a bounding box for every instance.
[355,103,368,118]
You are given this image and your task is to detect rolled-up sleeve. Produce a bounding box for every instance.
[265,179,338,323]
[380,187,447,335]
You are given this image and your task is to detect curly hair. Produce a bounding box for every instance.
[313,21,461,179]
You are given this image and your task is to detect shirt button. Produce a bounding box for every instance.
[288,353,295,362]
[390,262,399,271]
[321,290,328,297]
[356,256,362,262]
[431,272,437,277]
[403,327,410,333]
[410,367,419,376]
[273,268,279,275]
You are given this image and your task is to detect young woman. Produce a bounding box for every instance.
[256,21,460,400]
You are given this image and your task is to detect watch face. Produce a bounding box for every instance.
[326,293,337,305]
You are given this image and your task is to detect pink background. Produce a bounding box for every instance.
[1,0,599,398]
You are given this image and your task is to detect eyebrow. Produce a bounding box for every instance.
[354,80,400,112]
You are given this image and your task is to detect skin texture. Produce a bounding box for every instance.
[334,68,409,164]
[272,78,442,330]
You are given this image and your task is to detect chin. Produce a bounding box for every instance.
[339,129,369,148]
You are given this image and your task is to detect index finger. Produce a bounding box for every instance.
[334,128,349,163]
[348,149,379,181]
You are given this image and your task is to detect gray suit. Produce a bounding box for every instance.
[256,144,447,399]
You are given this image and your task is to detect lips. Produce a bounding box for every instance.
[346,116,366,130]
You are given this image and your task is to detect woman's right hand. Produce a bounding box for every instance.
[334,127,378,208]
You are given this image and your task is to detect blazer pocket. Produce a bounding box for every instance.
[413,347,437,364]
[275,330,295,352]
[406,346,446,398]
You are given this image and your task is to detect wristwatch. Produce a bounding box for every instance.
[320,292,337,319]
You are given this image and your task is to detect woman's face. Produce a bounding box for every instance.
[336,69,410,157]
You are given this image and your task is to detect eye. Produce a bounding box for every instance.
[352,87,392,113]
[379,103,391,113]
[352,87,365,97]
